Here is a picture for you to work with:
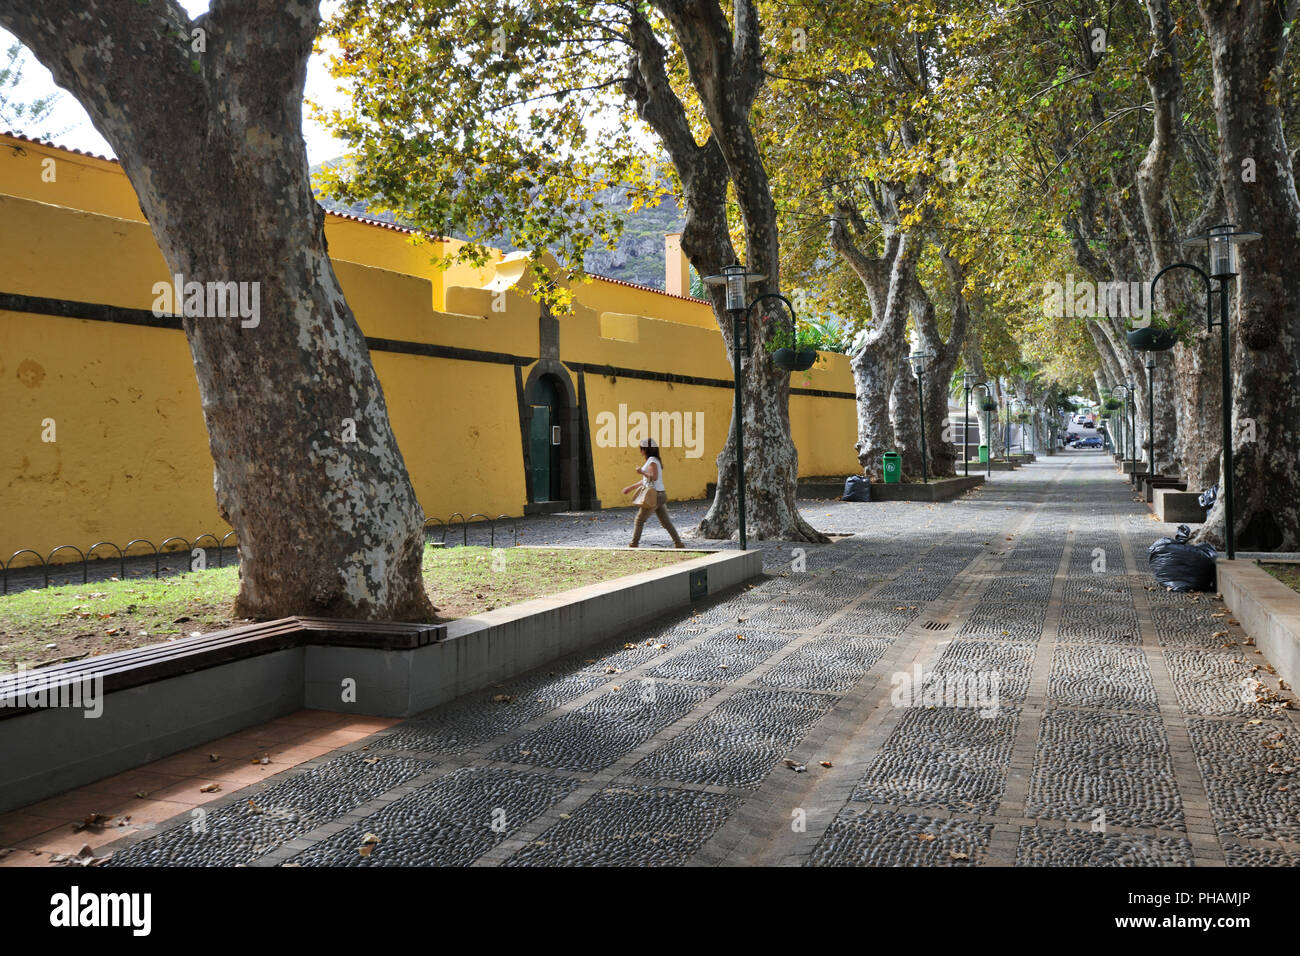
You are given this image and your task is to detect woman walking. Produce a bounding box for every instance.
[622,438,685,548]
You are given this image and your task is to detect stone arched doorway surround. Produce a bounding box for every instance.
[517,359,600,514]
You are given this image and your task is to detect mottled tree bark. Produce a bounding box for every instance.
[1133,0,1193,480]
[821,34,936,484]
[1173,331,1223,491]
[1,0,433,620]
[962,320,1000,458]
[1146,353,1180,476]
[625,1,824,542]
[851,347,899,481]
[828,181,927,480]
[890,340,924,479]
[1194,0,1300,550]
[911,250,972,478]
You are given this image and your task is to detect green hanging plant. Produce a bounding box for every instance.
[767,321,824,372]
[766,321,825,353]
[1125,304,1194,349]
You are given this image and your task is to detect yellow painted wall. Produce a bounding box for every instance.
[371,350,526,525]
[0,136,143,223]
[583,375,733,504]
[2,311,223,554]
[573,273,716,330]
[789,352,860,478]
[0,134,861,564]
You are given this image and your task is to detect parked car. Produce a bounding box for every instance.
[1074,436,1104,449]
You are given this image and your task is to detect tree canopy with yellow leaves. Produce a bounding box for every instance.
[320,0,1300,548]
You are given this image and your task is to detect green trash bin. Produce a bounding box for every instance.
[882,451,902,483]
[978,444,989,463]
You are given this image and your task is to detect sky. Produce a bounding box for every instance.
[1,0,348,165]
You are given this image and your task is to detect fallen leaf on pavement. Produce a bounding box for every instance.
[73,812,114,832]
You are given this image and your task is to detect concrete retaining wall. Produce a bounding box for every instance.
[1155,488,1205,524]
[1217,560,1300,694]
[0,549,760,813]
[0,649,304,814]
[870,476,985,502]
[303,548,761,716]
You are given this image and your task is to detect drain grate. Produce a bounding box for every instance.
[922,620,951,631]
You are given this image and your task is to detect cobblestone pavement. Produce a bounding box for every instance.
[96,451,1300,867]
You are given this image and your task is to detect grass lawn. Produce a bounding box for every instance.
[0,545,704,672]
[1260,562,1300,596]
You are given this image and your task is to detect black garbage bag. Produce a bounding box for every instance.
[1148,524,1217,592]
[1198,483,1219,515]
[841,475,871,502]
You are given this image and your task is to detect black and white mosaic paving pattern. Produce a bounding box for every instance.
[90,453,1300,868]
[1024,709,1184,830]
[1015,826,1195,867]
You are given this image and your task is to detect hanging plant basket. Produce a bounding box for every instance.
[1126,327,1180,351]
[1103,398,1122,410]
[773,347,817,371]
[980,399,997,412]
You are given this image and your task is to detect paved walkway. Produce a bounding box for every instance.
[4,450,1298,867]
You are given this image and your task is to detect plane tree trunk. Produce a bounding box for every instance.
[890,343,924,479]
[912,250,972,478]
[962,321,999,458]
[828,194,926,481]
[1,0,433,620]
[850,347,899,481]
[1194,0,1300,550]
[624,1,824,542]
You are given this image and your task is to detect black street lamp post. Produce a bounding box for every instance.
[1004,385,1014,454]
[1149,224,1260,560]
[1111,394,1123,459]
[908,348,936,484]
[962,371,976,477]
[1112,395,1123,455]
[975,381,992,478]
[1145,354,1156,484]
[1126,381,1138,477]
[1111,384,1135,478]
[703,263,766,551]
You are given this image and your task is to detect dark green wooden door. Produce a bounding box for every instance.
[529,405,551,501]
